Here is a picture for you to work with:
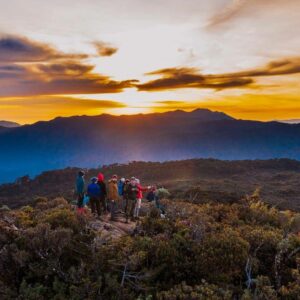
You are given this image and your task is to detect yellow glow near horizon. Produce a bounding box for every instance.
[0,1,300,124]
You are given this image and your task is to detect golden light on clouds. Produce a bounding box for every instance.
[0,96,126,124]
[0,0,300,123]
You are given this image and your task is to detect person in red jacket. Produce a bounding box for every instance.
[97,172,107,214]
[134,178,149,219]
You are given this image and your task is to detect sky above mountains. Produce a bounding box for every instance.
[0,0,300,124]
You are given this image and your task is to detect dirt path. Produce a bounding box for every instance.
[88,212,138,244]
[101,213,137,234]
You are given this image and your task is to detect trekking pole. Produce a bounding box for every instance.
[118,262,128,300]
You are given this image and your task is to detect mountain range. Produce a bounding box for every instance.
[1,108,300,183]
[0,120,20,128]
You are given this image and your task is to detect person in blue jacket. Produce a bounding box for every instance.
[76,170,85,209]
[118,178,126,211]
[87,177,102,217]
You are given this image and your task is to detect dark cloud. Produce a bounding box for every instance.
[94,41,118,57]
[35,62,94,77]
[224,57,300,78]
[0,61,137,96]
[0,35,87,62]
[137,67,253,91]
[137,56,300,92]
[200,77,253,89]
[139,67,206,91]
[0,64,27,79]
[0,35,134,96]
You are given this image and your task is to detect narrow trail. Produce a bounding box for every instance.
[87,202,155,242]
[88,211,138,243]
[101,213,137,234]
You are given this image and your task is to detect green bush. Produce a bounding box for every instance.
[1,194,300,299]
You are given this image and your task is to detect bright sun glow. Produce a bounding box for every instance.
[0,0,300,124]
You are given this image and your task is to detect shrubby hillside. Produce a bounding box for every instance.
[1,159,300,210]
[0,192,300,299]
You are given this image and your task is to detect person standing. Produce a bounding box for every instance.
[134,179,149,219]
[97,172,107,214]
[118,178,126,212]
[87,177,101,217]
[108,175,119,221]
[123,179,130,216]
[125,178,138,223]
[76,170,85,211]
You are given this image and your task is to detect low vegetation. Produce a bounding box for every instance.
[1,191,300,299]
[1,159,300,210]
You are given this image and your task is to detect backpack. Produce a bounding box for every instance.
[88,183,101,197]
[146,191,155,202]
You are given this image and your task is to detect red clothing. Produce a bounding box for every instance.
[97,173,104,182]
[137,184,148,199]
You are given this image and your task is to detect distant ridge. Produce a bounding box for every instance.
[137,109,234,121]
[0,120,20,128]
[0,108,300,183]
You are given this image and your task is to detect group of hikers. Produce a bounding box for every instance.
[75,171,164,223]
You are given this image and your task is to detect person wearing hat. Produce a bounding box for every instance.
[87,177,101,217]
[108,175,119,221]
[97,172,107,214]
[76,170,85,209]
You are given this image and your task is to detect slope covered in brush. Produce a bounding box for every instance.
[0,193,300,299]
[1,159,300,210]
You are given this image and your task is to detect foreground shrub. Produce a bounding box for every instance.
[157,281,232,300]
[1,195,300,299]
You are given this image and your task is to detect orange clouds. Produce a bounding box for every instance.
[0,35,87,62]
[0,62,136,96]
[0,96,126,124]
[224,57,300,78]
[1,35,300,98]
[0,35,135,97]
[1,34,300,124]
[137,67,253,91]
[137,57,300,92]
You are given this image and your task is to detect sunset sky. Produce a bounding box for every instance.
[1,0,300,124]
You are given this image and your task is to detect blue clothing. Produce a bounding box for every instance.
[146,191,156,202]
[87,182,101,197]
[76,176,85,194]
[83,195,90,206]
[118,181,125,196]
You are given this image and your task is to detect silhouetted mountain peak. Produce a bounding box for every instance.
[37,109,234,126]
[0,108,300,183]
[0,121,20,128]
[128,108,234,121]
[189,108,234,120]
